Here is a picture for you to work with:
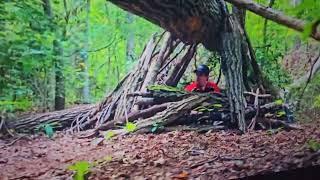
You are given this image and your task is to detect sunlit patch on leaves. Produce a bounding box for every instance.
[92,156,112,166]
[212,103,223,108]
[276,111,286,118]
[68,161,91,180]
[302,21,314,40]
[307,139,320,152]
[275,99,284,106]
[147,85,185,93]
[124,122,137,133]
[104,131,115,140]
[267,127,283,135]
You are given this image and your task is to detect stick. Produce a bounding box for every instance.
[248,88,260,130]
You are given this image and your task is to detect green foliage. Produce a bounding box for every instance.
[104,131,115,140]
[0,0,159,112]
[307,139,320,152]
[124,122,137,133]
[266,127,284,135]
[147,85,184,93]
[151,122,164,133]
[275,99,284,106]
[290,74,320,121]
[314,95,320,108]
[44,124,54,138]
[68,161,91,180]
[35,122,61,137]
[276,111,286,118]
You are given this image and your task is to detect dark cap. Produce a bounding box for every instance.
[194,64,210,76]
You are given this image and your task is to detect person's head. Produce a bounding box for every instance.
[194,64,210,88]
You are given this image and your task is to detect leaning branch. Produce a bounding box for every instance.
[225,0,320,41]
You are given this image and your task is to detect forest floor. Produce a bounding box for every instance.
[1,120,320,180]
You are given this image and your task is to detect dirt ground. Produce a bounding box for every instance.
[1,122,320,180]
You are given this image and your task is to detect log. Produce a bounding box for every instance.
[6,105,94,133]
[96,103,169,131]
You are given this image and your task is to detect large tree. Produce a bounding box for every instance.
[106,0,320,132]
[107,0,249,131]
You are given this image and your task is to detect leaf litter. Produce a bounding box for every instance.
[0,121,320,179]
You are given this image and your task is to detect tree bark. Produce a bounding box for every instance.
[165,44,197,86]
[42,0,65,110]
[217,15,247,132]
[108,0,248,132]
[126,12,135,63]
[82,0,91,103]
[108,0,224,50]
[53,40,65,110]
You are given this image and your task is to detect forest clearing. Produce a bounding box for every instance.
[1,0,320,179]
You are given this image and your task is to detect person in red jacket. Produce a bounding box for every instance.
[185,64,221,93]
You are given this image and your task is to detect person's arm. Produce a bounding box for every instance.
[208,82,221,93]
[185,82,196,92]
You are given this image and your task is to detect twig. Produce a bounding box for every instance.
[244,92,271,98]
[159,45,187,73]
[191,156,219,169]
[248,88,260,130]
[2,135,30,148]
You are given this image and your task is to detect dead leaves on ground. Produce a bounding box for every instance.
[0,122,320,179]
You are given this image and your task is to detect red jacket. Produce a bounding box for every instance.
[185,81,221,93]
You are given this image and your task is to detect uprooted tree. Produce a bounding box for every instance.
[4,0,315,135]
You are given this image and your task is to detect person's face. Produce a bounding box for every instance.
[196,73,209,87]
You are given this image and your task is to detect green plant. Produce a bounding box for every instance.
[266,127,283,135]
[35,123,59,138]
[151,122,164,133]
[68,161,91,180]
[275,99,284,106]
[276,110,286,118]
[124,122,137,133]
[104,131,115,140]
[307,139,320,152]
[313,95,320,108]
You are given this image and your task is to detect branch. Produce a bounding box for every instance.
[225,0,320,41]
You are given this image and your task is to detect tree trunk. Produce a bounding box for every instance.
[126,12,135,63]
[217,15,247,132]
[82,0,91,103]
[53,40,65,110]
[108,0,247,132]
[42,0,65,110]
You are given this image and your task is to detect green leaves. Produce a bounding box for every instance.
[104,131,115,140]
[307,139,320,152]
[44,124,54,138]
[151,122,164,133]
[124,122,137,133]
[68,161,91,180]
[276,111,286,118]
[313,95,320,108]
[275,99,284,106]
